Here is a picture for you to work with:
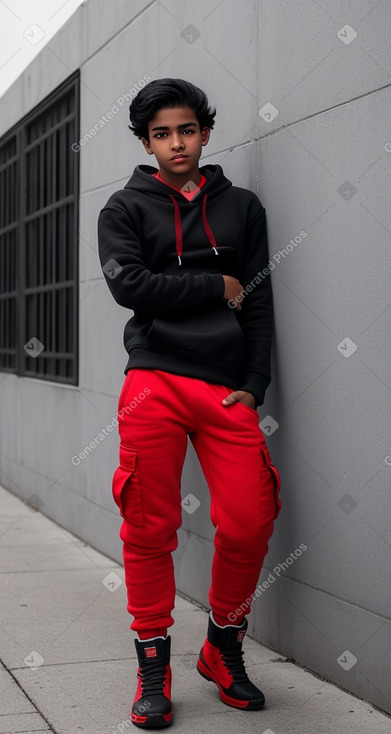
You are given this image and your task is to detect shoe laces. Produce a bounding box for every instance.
[220,643,249,683]
[139,659,168,697]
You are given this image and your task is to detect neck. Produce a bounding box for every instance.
[158,166,201,191]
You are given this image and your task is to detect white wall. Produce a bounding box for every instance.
[1,0,390,713]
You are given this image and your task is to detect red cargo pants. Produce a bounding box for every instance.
[113,368,281,636]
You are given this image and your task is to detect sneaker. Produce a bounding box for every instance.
[131,636,172,728]
[197,614,265,710]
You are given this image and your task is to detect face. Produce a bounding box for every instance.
[141,106,210,183]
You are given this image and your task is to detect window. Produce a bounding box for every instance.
[0,71,79,383]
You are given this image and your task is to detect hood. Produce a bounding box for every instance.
[124,164,232,265]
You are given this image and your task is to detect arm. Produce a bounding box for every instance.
[97,205,225,312]
[236,199,273,407]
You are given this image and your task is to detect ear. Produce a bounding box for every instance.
[201,127,210,146]
[141,137,154,155]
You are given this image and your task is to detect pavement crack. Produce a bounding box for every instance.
[0,657,59,733]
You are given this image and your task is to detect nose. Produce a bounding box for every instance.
[171,134,184,150]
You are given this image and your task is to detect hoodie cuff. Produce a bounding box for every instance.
[206,273,225,300]
[237,372,271,408]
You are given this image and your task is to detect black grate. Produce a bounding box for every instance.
[0,72,79,383]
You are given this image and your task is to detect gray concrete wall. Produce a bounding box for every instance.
[1,0,390,713]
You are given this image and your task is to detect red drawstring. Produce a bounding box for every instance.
[169,193,218,265]
[169,195,183,265]
[201,194,218,255]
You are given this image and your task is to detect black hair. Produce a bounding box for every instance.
[128,78,216,140]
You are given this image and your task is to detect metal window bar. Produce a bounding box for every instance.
[0,139,18,371]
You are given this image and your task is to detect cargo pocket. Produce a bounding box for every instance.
[259,444,282,524]
[112,444,144,527]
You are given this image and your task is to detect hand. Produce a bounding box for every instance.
[222,276,244,311]
[222,390,256,410]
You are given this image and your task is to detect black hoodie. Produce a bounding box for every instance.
[97,163,273,406]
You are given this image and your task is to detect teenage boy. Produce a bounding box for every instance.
[98,78,281,729]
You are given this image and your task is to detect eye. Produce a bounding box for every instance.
[154,132,167,139]
[182,129,194,135]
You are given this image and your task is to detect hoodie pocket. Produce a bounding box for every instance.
[147,307,245,366]
[112,444,144,526]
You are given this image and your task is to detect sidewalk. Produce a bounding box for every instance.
[0,484,390,734]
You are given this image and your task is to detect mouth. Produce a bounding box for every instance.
[170,155,189,162]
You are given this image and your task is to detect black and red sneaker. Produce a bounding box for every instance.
[131,636,172,728]
[197,614,265,710]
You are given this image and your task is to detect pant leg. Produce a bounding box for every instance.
[189,381,281,626]
[113,369,190,635]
